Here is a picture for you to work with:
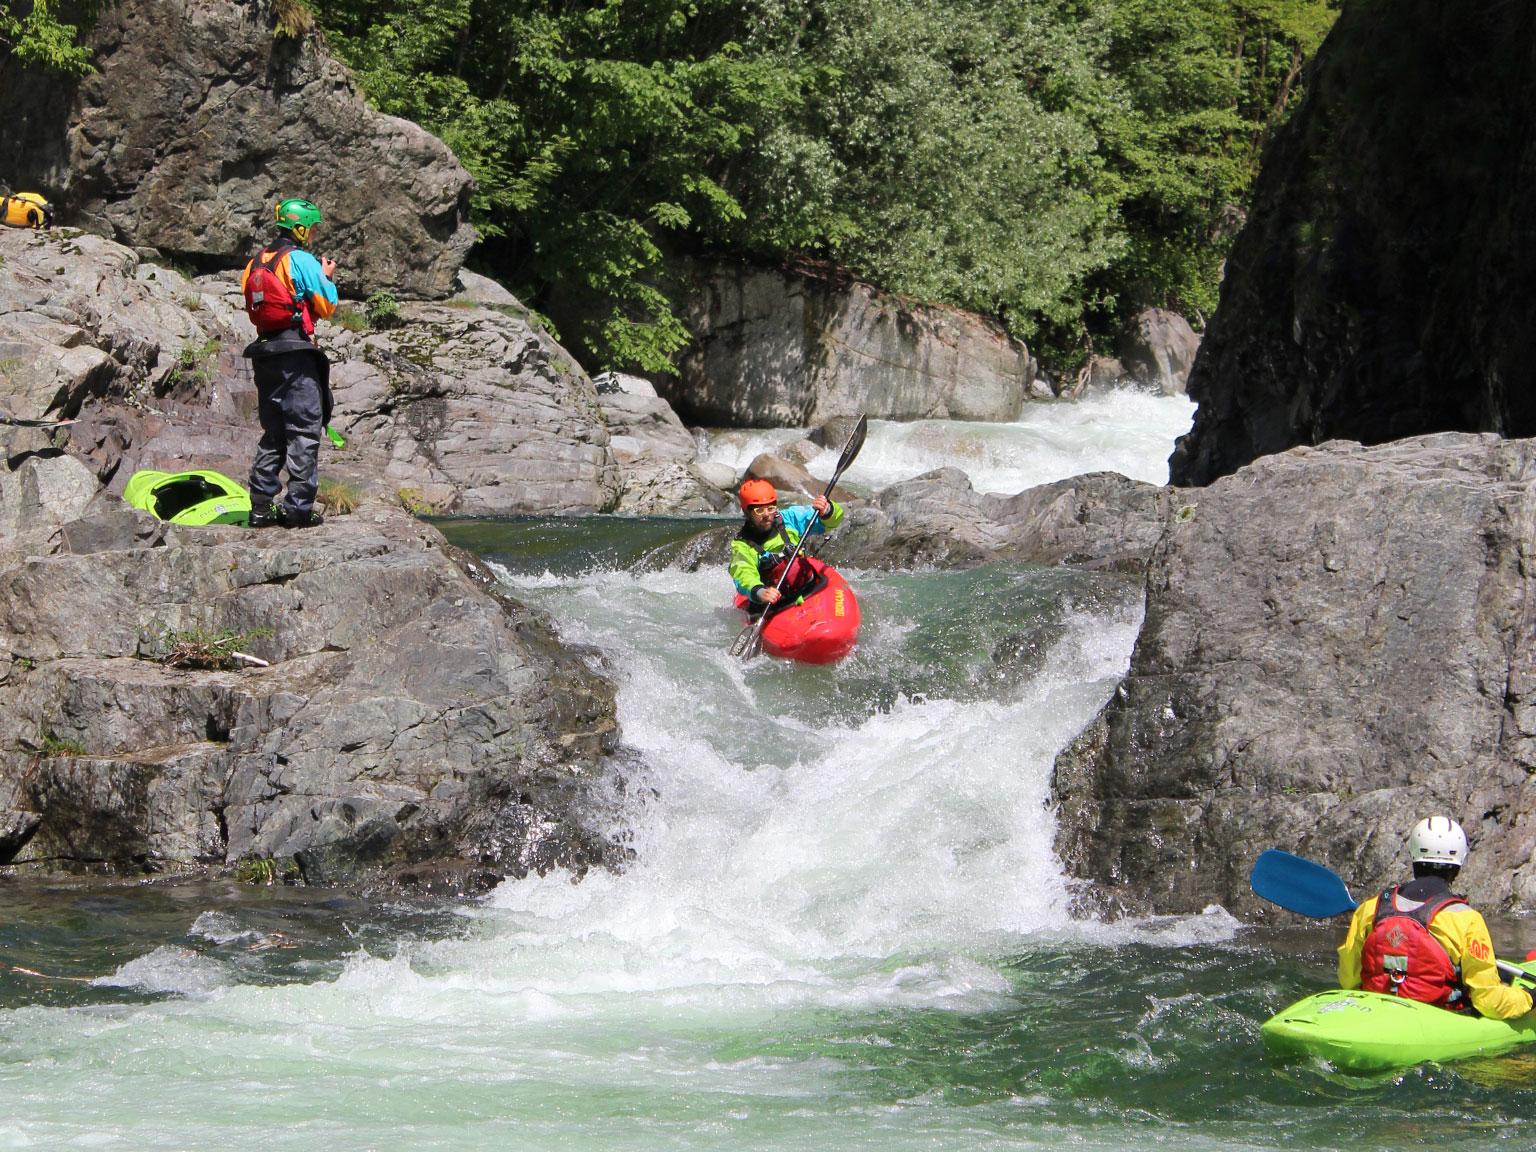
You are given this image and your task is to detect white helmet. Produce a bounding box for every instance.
[1409,816,1468,867]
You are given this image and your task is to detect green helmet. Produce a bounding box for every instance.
[274,198,322,243]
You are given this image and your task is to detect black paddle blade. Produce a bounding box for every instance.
[834,415,868,480]
[741,627,765,660]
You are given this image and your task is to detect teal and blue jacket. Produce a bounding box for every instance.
[730,501,844,601]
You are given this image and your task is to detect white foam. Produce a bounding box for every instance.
[696,387,1196,494]
[92,945,230,996]
[380,566,1240,1026]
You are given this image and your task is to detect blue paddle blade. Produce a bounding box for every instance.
[1250,849,1359,918]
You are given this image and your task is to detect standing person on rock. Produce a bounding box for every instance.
[729,478,843,614]
[1336,816,1534,1018]
[240,197,338,529]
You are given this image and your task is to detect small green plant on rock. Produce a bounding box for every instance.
[330,305,368,333]
[39,732,86,758]
[233,855,302,885]
[153,626,274,670]
[165,337,222,390]
[366,290,402,330]
[397,487,435,516]
[272,0,315,39]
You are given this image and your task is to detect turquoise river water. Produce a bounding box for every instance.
[5,392,1536,1148]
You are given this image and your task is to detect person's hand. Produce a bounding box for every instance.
[756,587,782,605]
[812,495,831,517]
[320,256,337,279]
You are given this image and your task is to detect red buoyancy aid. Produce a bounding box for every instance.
[1361,886,1469,1009]
[243,241,313,336]
[761,552,820,600]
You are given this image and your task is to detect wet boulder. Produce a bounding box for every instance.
[1053,433,1536,915]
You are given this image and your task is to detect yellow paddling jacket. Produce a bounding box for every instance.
[1338,892,1533,1019]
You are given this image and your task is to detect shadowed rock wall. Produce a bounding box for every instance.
[1171,0,1536,487]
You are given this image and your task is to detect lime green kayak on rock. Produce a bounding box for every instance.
[1262,984,1536,1073]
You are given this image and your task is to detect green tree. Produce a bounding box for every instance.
[1083,0,1337,327]
[0,0,94,75]
[323,0,786,373]
[736,0,1126,341]
[316,0,1337,372]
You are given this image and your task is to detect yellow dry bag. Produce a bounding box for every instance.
[2,192,54,230]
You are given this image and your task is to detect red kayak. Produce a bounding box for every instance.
[734,556,861,664]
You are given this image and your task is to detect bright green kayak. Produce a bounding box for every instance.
[1262,985,1536,1073]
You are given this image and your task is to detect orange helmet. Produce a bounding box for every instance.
[738,478,777,509]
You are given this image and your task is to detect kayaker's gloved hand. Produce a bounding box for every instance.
[753,586,782,606]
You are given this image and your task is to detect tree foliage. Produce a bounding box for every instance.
[317,0,1339,370]
[0,0,94,75]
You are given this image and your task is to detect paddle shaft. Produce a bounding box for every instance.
[736,416,867,659]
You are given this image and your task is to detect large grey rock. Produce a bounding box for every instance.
[672,261,1038,427]
[599,390,728,514]
[0,452,100,569]
[1052,433,1536,915]
[0,231,197,422]
[0,504,631,888]
[831,467,1173,574]
[317,297,625,516]
[0,0,473,298]
[678,464,1171,579]
[1119,308,1199,397]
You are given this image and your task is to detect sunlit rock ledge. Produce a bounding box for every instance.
[1053,434,1536,917]
[0,227,726,517]
[0,499,630,893]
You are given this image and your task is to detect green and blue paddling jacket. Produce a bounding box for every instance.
[730,501,844,603]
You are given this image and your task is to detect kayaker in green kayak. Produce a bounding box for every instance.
[1336,817,1534,1019]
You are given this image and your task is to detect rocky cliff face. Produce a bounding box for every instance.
[1055,434,1536,915]
[1170,0,1536,487]
[672,261,1044,427]
[0,0,474,298]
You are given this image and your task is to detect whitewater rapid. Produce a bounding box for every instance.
[697,388,1197,493]
[0,383,1279,1152]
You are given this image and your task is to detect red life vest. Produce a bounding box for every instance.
[1360,885,1468,1010]
[761,552,819,599]
[243,241,313,336]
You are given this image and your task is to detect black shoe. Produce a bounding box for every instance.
[248,504,282,528]
[279,507,324,529]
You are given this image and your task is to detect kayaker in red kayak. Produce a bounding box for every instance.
[1336,817,1533,1019]
[729,478,844,615]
